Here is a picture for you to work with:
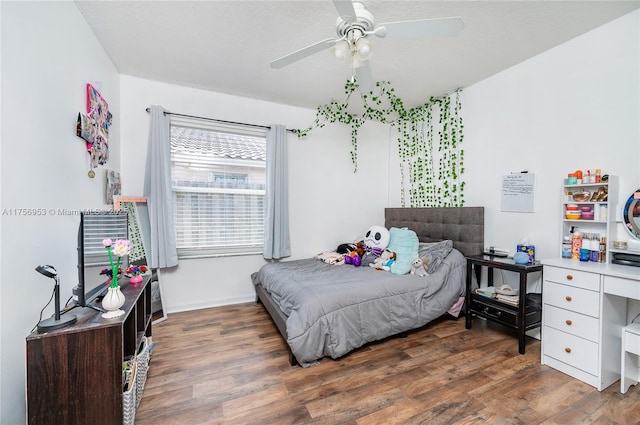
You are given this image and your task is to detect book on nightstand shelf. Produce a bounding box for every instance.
[475,287,519,306]
[496,294,519,306]
[475,287,497,297]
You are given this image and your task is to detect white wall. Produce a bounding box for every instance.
[120,9,640,308]
[120,76,391,312]
[0,2,120,423]
[460,10,639,287]
[1,3,638,423]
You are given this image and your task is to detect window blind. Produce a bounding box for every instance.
[170,120,266,257]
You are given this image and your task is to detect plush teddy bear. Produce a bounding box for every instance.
[370,249,396,271]
[410,257,429,277]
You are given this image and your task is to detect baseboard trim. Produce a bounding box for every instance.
[165,295,257,314]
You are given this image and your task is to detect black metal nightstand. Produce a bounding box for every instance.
[465,255,543,354]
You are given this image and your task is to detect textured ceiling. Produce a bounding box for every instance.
[75,0,639,110]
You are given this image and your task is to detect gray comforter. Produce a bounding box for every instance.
[253,249,466,366]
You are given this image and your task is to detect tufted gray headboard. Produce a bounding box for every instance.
[385,207,484,258]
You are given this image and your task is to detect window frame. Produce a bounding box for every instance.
[169,117,267,259]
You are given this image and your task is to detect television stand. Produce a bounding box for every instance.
[26,276,152,424]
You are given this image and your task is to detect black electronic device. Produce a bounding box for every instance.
[36,265,57,279]
[612,259,640,267]
[35,265,77,332]
[73,211,128,311]
[483,246,509,258]
[612,252,640,267]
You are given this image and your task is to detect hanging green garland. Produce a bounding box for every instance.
[297,80,464,207]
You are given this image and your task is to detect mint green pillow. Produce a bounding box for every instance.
[388,227,419,275]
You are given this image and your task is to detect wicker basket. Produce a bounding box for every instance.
[122,361,137,425]
[135,336,150,407]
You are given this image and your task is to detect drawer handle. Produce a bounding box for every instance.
[565,320,572,326]
[565,347,572,354]
[566,275,573,281]
[565,296,572,302]
[483,307,502,319]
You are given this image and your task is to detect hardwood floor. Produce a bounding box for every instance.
[136,303,640,425]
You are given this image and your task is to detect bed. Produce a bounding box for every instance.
[252,207,484,366]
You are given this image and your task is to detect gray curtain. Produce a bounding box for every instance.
[263,124,291,260]
[143,105,178,268]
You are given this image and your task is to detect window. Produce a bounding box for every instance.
[170,118,266,257]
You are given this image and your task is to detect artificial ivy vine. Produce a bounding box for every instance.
[297,80,465,208]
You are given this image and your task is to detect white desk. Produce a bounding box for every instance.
[541,258,640,391]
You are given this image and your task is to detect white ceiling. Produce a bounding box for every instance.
[75,0,640,110]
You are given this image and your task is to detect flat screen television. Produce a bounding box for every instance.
[73,211,129,308]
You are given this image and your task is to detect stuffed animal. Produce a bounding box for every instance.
[370,249,396,271]
[344,250,362,267]
[363,225,390,255]
[341,241,365,266]
[410,257,429,277]
[361,225,390,266]
[340,226,390,267]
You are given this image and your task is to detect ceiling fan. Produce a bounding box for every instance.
[270,0,464,92]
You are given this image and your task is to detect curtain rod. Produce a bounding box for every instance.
[145,108,297,134]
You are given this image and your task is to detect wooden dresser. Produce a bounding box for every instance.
[541,258,639,391]
[26,277,152,425]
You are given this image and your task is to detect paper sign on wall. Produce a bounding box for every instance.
[501,173,535,213]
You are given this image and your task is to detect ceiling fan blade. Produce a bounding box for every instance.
[376,17,464,38]
[270,38,337,69]
[356,63,374,94]
[333,0,357,22]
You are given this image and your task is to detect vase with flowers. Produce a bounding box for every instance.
[126,264,147,285]
[101,238,131,319]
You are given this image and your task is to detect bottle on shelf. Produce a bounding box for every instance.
[562,235,572,259]
[571,226,582,260]
[600,204,608,221]
[595,168,601,183]
[589,233,600,262]
[599,236,607,263]
[575,170,583,184]
[583,232,591,256]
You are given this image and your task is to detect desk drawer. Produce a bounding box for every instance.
[604,275,640,299]
[543,304,599,342]
[543,326,598,375]
[544,266,600,291]
[625,324,640,356]
[544,281,599,317]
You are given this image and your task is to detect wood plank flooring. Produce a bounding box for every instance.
[135,303,640,425]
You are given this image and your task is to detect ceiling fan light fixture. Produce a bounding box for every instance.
[334,40,351,62]
[355,37,371,61]
[271,0,465,81]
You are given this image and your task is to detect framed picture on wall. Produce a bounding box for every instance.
[106,170,121,205]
